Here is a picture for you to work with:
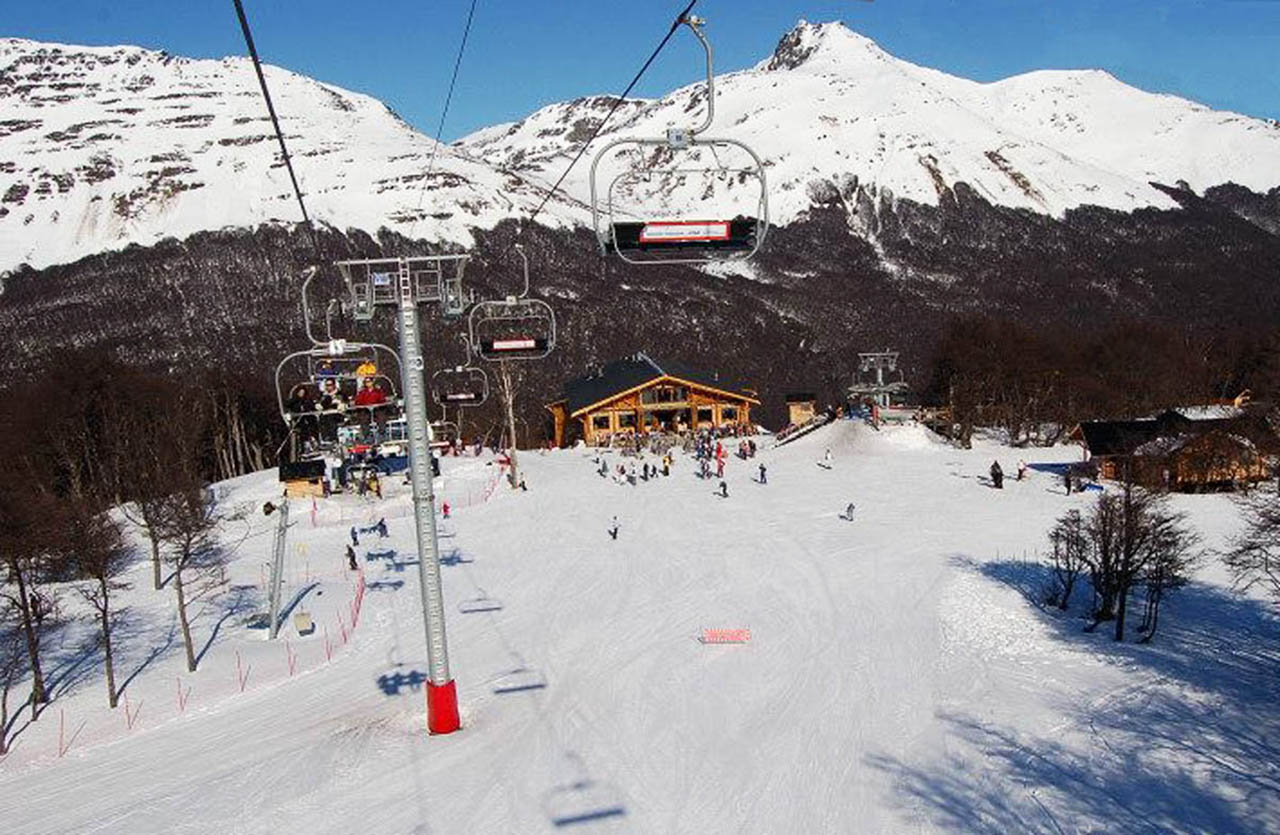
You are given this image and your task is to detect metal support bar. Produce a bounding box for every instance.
[397,259,452,688]
[267,499,290,639]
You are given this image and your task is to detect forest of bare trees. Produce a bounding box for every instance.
[925,317,1280,448]
[0,353,244,747]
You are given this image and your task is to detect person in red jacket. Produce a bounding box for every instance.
[354,377,388,407]
[354,377,389,437]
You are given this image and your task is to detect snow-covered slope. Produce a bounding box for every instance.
[460,20,1280,226]
[0,39,581,271]
[4,22,1280,273]
[3,424,1276,833]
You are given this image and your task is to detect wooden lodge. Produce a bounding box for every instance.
[1071,408,1276,492]
[545,352,760,447]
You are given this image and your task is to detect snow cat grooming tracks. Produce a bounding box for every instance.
[589,15,769,266]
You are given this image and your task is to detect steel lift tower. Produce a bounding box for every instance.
[337,254,469,734]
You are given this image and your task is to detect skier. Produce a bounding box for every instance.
[716,458,725,479]
[990,460,1004,489]
[608,516,619,541]
[376,517,388,538]
[1016,460,1027,481]
[820,449,833,469]
[719,480,729,498]
[628,461,637,486]
[346,544,358,571]
[759,463,767,484]
[843,502,855,521]
[519,478,528,492]
[442,501,451,519]
[350,526,359,547]
[662,458,670,477]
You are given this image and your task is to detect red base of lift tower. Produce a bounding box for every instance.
[426,680,461,734]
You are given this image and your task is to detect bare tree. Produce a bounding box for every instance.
[1223,490,1280,606]
[1138,519,1200,643]
[0,486,61,714]
[495,360,524,488]
[1079,477,1198,641]
[0,615,25,755]
[66,510,132,707]
[157,486,224,673]
[1047,509,1088,609]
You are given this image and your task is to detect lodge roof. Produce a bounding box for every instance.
[558,352,759,417]
[1074,409,1273,457]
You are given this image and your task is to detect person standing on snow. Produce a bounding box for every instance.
[822,449,833,468]
[759,463,767,484]
[843,502,855,520]
[346,544,358,571]
[990,460,1004,489]
[719,480,729,498]
[1016,460,1028,481]
[608,516,620,540]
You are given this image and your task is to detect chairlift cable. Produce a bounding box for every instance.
[522,0,698,230]
[231,0,320,255]
[407,0,481,240]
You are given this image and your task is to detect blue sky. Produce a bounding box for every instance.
[8,1,1279,140]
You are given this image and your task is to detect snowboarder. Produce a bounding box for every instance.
[819,449,833,469]
[842,502,855,521]
[990,461,1004,489]
[346,544,358,571]
[519,478,527,492]
[719,480,729,498]
[759,463,767,484]
[350,526,359,547]
[608,516,619,541]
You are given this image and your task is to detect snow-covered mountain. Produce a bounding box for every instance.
[459,20,1280,231]
[2,21,1279,273]
[0,38,581,271]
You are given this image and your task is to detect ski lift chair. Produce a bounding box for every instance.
[468,246,556,362]
[431,365,490,407]
[589,15,769,265]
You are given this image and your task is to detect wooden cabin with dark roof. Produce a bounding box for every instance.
[545,352,760,447]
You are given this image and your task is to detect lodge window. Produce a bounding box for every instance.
[617,411,637,429]
[641,385,688,405]
[722,406,737,422]
[697,407,713,423]
[592,414,611,430]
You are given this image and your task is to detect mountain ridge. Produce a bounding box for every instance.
[4,21,1280,273]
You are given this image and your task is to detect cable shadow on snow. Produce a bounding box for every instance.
[873,556,1280,833]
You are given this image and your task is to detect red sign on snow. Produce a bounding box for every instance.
[699,627,751,644]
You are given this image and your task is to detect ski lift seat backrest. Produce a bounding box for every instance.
[468,298,555,362]
[587,15,769,266]
[431,365,490,406]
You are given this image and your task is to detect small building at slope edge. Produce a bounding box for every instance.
[545,352,760,447]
